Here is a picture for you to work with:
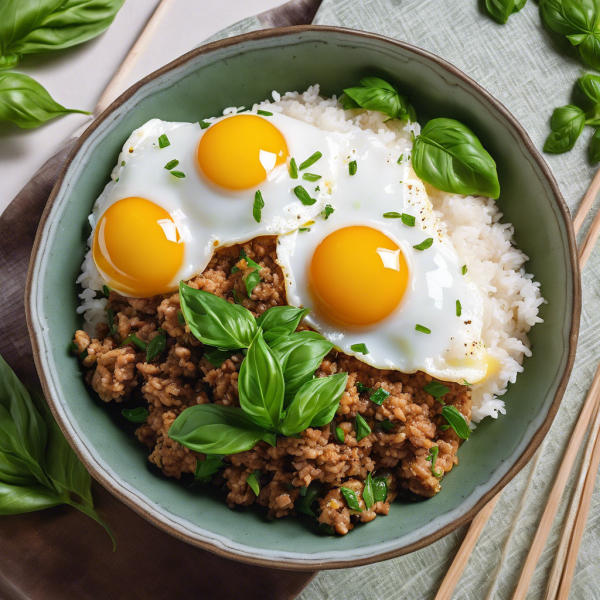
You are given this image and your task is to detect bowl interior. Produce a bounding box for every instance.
[28,27,577,568]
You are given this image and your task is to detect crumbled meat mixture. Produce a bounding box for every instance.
[74,236,471,534]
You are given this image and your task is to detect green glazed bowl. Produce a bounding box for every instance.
[26,26,580,570]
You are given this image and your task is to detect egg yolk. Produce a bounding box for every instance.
[93,197,184,297]
[309,226,409,327]
[197,115,288,189]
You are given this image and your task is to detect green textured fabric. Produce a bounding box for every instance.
[210,2,600,599]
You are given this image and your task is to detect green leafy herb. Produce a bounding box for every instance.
[363,472,375,509]
[179,283,258,349]
[356,382,372,394]
[340,486,362,512]
[456,300,462,317]
[146,333,167,362]
[289,157,298,179]
[293,185,316,206]
[441,405,471,439]
[591,128,600,162]
[295,481,322,516]
[315,185,321,192]
[350,343,369,354]
[106,307,117,337]
[412,118,500,199]
[0,72,89,128]
[194,454,226,483]
[464,380,472,387]
[299,151,322,171]
[239,249,261,297]
[372,476,388,503]
[299,227,311,232]
[485,0,527,24]
[462,265,468,275]
[355,414,371,442]
[164,159,179,170]
[579,73,600,104]
[169,404,275,454]
[121,407,149,423]
[102,284,111,297]
[199,120,211,129]
[120,333,147,351]
[253,190,264,223]
[302,173,321,182]
[177,310,186,326]
[321,204,335,220]
[79,349,88,361]
[257,109,272,116]
[415,324,431,334]
[423,381,450,398]
[370,388,390,406]
[426,446,443,477]
[256,305,309,344]
[383,212,403,219]
[246,469,261,495]
[413,238,433,251]
[380,419,395,431]
[543,105,586,153]
[158,134,170,148]
[397,154,404,164]
[342,77,416,122]
[204,347,236,367]
[335,426,345,443]
[402,213,416,227]
[170,170,185,178]
[349,160,357,175]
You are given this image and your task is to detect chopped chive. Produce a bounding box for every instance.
[340,487,362,512]
[102,284,111,297]
[246,469,261,496]
[121,160,126,167]
[413,238,433,251]
[170,170,185,178]
[397,154,404,164]
[456,300,462,317]
[349,160,357,175]
[253,190,265,223]
[380,419,395,431]
[335,427,345,443]
[177,310,186,326]
[302,173,321,182]
[321,204,334,220]
[289,157,298,179]
[355,414,371,441]
[363,472,375,509]
[293,185,316,206]
[299,485,308,496]
[164,159,179,170]
[356,382,372,394]
[199,120,211,129]
[146,333,167,362]
[462,265,468,275]
[158,134,170,148]
[415,324,431,334]
[257,109,272,116]
[401,213,416,227]
[299,151,322,171]
[115,178,119,182]
[370,388,390,406]
[423,381,450,398]
[383,212,402,219]
[299,227,311,232]
[426,446,443,477]
[350,343,369,354]
[106,307,117,336]
[120,333,147,351]
[121,407,149,423]
[463,380,472,386]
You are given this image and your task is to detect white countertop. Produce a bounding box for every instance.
[0,0,287,216]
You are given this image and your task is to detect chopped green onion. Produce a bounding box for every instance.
[335,427,345,443]
[177,310,186,326]
[121,160,126,167]
[349,160,357,175]
[383,212,402,219]
[170,170,185,178]
[441,406,471,439]
[340,487,362,512]
[199,120,211,129]
[79,349,88,361]
[380,419,395,431]
[299,151,322,171]
[295,481,322,516]
[299,227,311,232]
[257,109,272,116]
[462,265,468,275]
[146,333,167,362]
[372,477,388,503]
[370,388,390,406]
[401,213,416,227]
[194,454,226,483]
[158,134,170,148]
[102,284,111,297]
[356,382,371,394]
[456,300,462,317]
[293,185,316,206]
[413,238,433,251]
[350,343,369,354]
[423,381,450,398]
[239,249,261,297]
[302,173,321,182]
[289,157,298,179]
[253,190,265,223]
[164,159,179,170]
[426,446,443,477]
[355,414,371,441]
[415,324,431,334]
[246,469,261,495]
[121,407,149,423]
[299,486,308,496]
[397,154,404,164]
[321,204,334,220]
[463,380,472,387]
[363,472,375,509]
[105,307,117,337]
[120,333,147,351]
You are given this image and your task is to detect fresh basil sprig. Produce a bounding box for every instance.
[342,77,416,122]
[413,118,500,199]
[485,0,527,24]
[543,105,586,153]
[0,72,89,128]
[0,0,125,69]
[256,306,309,344]
[579,73,600,103]
[0,356,114,548]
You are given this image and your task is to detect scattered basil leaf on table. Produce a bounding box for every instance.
[194,454,226,483]
[412,118,500,198]
[590,128,600,162]
[485,0,527,24]
[441,405,471,440]
[363,472,375,509]
[543,105,586,153]
[340,487,362,512]
[256,306,309,344]
[121,407,149,423]
[0,72,89,128]
[579,73,600,103]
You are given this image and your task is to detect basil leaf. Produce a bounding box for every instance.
[246,469,261,495]
[0,0,125,64]
[543,105,585,153]
[335,426,345,443]
[590,128,600,162]
[256,306,310,344]
[194,454,226,483]
[426,445,443,477]
[121,407,149,423]
[0,72,89,129]
[340,486,362,512]
[270,331,333,405]
[280,373,348,435]
[423,381,450,399]
[179,282,257,350]
[295,480,322,516]
[441,405,471,439]
[369,388,390,406]
[372,476,388,503]
[579,73,600,103]
[579,32,600,70]
[203,347,237,367]
[380,419,395,431]
[413,118,500,199]
[485,0,527,24]
[146,333,167,362]
[0,480,63,515]
[0,450,39,486]
[239,250,261,297]
[168,404,269,454]
[355,414,371,442]
[540,0,598,37]
[238,331,284,430]
[363,472,375,509]
[343,77,416,122]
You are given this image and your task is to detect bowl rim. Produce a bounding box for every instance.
[26,24,581,571]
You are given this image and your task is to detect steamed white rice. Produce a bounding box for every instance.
[77,84,544,423]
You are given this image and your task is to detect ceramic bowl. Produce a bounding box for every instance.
[26,26,580,570]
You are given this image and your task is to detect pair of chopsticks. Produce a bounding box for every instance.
[436,170,600,600]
